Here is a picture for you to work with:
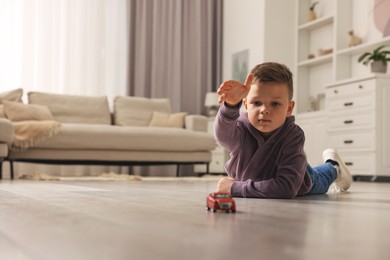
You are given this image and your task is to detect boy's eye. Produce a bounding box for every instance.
[271,102,281,107]
[253,101,262,106]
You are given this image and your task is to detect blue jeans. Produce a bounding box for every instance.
[306,162,338,195]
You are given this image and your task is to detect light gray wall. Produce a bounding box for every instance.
[222,0,295,81]
[222,0,265,81]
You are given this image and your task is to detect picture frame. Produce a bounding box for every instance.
[232,49,249,83]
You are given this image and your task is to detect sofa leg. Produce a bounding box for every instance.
[0,158,3,180]
[10,160,14,180]
[206,162,209,175]
[176,164,181,177]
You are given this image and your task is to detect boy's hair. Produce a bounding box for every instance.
[250,62,294,100]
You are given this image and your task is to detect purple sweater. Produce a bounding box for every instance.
[214,103,313,199]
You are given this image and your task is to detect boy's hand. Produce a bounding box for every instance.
[217,73,253,106]
[216,177,235,194]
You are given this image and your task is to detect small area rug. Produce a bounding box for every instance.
[18,172,223,182]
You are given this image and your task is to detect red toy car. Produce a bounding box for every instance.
[206,192,236,213]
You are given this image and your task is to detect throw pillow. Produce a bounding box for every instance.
[114,96,172,126]
[148,111,187,128]
[0,88,23,103]
[3,100,55,122]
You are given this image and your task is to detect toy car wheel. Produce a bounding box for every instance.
[231,209,236,213]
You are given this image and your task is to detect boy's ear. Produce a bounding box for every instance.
[287,100,295,116]
[243,98,248,109]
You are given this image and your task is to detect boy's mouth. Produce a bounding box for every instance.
[258,118,271,123]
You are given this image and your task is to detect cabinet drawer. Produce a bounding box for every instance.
[338,152,375,175]
[327,91,375,112]
[328,131,375,150]
[328,111,375,130]
[326,79,375,98]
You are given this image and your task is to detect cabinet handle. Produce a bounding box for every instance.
[334,90,338,94]
[344,140,354,144]
[345,162,354,166]
[358,85,363,89]
[344,102,354,107]
[344,120,354,124]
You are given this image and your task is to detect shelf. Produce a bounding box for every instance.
[337,37,390,56]
[298,54,332,67]
[298,14,334,31]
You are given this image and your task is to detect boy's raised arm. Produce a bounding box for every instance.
[213,73,253,153]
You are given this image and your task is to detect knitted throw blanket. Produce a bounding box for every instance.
[11,120,61,151]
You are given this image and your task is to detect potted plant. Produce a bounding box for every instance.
[358,45,390,73]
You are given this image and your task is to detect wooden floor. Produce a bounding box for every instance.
[1,179,390,260]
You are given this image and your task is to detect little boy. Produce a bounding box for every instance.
[214,62,352,198]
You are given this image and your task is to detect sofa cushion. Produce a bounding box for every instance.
[0,143,7,158]
[28,92,111,125]
[34,123,216,152]
[0,118,13,144]
[148,111,187,128]
[0,88,23,103]
[114,96,171,126]
[3,100,55,122]
[0,105,4,118]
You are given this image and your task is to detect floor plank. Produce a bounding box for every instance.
[0,180,390,260]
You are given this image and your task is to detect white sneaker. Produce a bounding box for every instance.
[322,148,352,191]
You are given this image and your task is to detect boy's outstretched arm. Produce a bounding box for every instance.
[217,73,253,106]
[214,73,253,195]
[216,177,235,194]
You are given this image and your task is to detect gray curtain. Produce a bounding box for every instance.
[127,0,223,115]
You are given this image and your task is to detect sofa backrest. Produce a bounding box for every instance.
[114,96,171,126]
[28,92,111,125]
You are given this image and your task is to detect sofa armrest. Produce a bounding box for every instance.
[184,115,208,132]
[0,118,14,144]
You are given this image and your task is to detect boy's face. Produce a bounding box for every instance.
[243,82,295,138]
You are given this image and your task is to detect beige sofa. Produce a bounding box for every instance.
[0,118,13,176]
[0,89,217,179]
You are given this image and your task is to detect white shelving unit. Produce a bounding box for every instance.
[295,0,390,173]
[295,0,335,114]
[295,0,390,114]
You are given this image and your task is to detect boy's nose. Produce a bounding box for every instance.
[260,106,270,114]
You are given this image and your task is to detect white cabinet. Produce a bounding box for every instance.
[325,75,390,177]
[194,117,229,174]
[208,146,229,174]
[207,118,230,174]
[295,112,327,166]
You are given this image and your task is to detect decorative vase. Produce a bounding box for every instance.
[308,10,317,21]
[371,61,387,73]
